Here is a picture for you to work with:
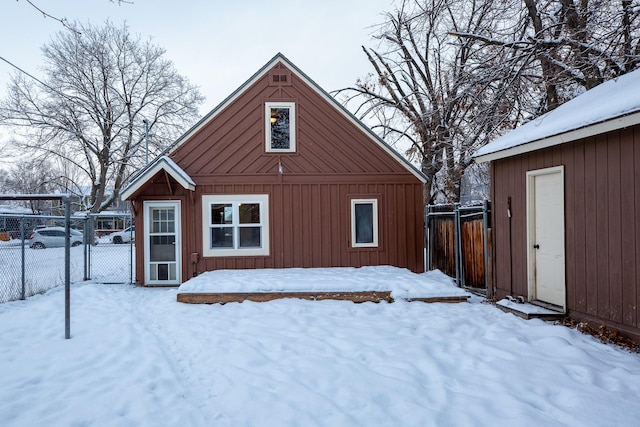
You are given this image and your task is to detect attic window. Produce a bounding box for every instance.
[265,102,296,153]
[273,74,287,83]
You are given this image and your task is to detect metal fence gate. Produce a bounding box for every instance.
[425,201,493,296]
[0,213,134,303]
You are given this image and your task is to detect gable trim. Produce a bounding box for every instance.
[474,110,640,163]
[162,53,428,184]
[121,156,195,200]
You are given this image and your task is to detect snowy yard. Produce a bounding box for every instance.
[0,241,133,302]
[1,272,640,426]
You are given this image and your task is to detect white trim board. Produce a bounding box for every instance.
[121,156,195,200]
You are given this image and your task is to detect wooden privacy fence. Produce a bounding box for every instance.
[426,201,492,295]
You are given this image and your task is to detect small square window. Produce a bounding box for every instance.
[265,102,296,153]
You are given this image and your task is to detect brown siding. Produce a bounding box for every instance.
[130,61,425,285]
[133,176,424,280]
[172,66,409,179]
[491,124,640,338]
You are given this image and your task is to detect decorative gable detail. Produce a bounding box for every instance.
[121,156,195,200]
[269,70,291,86]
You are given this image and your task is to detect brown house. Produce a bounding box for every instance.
[121,53,427,287]
[474,69,640,340]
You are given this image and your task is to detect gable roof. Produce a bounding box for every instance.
[474,68,640,163]
[121,156,195,200]
[125,53,427,186]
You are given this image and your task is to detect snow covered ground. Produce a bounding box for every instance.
[0,241,133,302]
[178,266,469,299]
[1,271,640,427]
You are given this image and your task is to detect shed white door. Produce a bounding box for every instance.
[527,166,565,309]
[144,201,181,286]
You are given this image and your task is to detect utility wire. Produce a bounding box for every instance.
[0,54,62,95]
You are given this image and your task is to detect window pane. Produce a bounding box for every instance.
[150,235,176,261]
[270,107,290,149]
[211,227,234,248]
[239,203,260,224]
[212,204,233,225]
[355,203,374,244]
[239,226,261,248]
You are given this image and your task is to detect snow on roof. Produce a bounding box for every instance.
[0,204,33,214]
[474,68,640,162]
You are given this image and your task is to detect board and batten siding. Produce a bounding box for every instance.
[491,124,640,338]
[129,60,426,283]
[132,177,424,278]
[171,64,410,178]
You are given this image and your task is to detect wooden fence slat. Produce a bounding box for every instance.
[427,203,491,290]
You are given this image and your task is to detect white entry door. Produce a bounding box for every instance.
[144,201,181,286]
[527,166,566,309]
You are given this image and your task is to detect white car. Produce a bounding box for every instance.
[30,227,85,249]
[110,226,135,244]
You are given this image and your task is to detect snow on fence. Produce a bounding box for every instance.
[0,213,134,303]
[425,201,492,295]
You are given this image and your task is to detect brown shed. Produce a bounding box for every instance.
[121,53,427,287]
[474,70,640,340]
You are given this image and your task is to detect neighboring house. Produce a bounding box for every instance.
[121,53,427,287]
[474,69,640,340]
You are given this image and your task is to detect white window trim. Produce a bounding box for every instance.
[202,194,270,257]
[351,198,379,248]
[265,102,296,153]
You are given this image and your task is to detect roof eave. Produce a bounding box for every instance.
[121,157,195,200]
[474,110,640,163]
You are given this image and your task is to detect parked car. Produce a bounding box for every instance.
[29,227,92,249]
[110,226,135,244]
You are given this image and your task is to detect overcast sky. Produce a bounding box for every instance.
[1,0,394,115]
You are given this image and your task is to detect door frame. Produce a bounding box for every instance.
[143,200,182,286]
[526,165,566,310]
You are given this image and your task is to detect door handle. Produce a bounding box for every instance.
[533,244,540,249]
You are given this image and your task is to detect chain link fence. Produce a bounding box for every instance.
[0,213,134,303]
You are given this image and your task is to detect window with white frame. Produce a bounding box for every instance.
[265,102,296,152]
[202,195,269,257]
[351,198,379,247]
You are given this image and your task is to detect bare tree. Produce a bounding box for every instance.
[2,158,57,213]
[15,0,132,34]
[456,0,640,114]
[0,169,9,193]
[0,20,204,212]
[342,0,640,203]
[338,0,522,203]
